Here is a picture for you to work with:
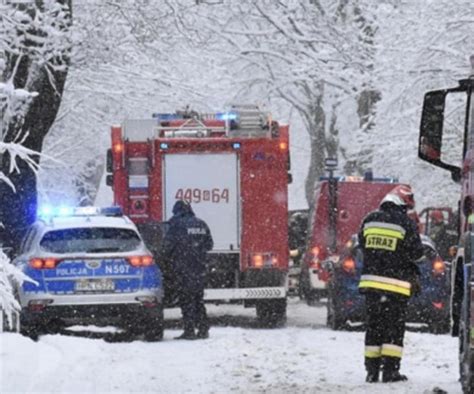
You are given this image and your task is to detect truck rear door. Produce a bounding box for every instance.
[163,153,240,252]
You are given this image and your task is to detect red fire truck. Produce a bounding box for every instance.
[299,166,401,305]
[106,106,290,326]
[418,58,473,392]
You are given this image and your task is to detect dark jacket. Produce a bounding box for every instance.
[358,203,424,297]
[161,208,213,292]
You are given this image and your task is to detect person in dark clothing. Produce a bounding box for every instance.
[161,200,213,340]
[358,185,424,383]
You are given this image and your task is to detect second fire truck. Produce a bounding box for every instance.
[418,57,474,393]
[106,105,291,326]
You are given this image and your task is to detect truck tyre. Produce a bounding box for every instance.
[20,321,42,341]
[428,318,450,335]
[326,287,346,330]
[256,299,287,328]
[460,320,474,393]
[460,274,474,394]
[306,290,321,306]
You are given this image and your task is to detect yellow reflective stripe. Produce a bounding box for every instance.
[359,280,411,296]
[363,227,405,240]
[381,344,403,358]
[364,346,381,358]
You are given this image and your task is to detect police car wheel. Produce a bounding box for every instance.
[20,321,42,341]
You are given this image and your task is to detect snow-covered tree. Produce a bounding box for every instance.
[0,0,72,252]
[368,0,474,208]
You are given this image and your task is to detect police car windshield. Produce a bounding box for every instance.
[39,227,141,254]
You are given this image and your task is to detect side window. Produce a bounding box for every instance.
[20,227,38,254]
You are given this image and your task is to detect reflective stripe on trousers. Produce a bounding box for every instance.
[380,344,403,358]
[364,346,381,358]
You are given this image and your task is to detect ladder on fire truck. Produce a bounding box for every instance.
[121,105,270,141]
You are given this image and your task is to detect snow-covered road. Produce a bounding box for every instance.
[0,299,462,393]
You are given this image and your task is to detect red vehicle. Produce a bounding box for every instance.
[418,58,473,392]
[299,170,402,304]
[106,106,291,326]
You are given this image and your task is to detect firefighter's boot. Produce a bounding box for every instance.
[382,358,407,382]
[382,371,408,383]
[365,358,380,383]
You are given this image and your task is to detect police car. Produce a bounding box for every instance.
[13,206,164,341]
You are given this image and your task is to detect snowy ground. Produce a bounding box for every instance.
[0,298,462,394]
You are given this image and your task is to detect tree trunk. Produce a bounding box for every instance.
[0,0,72,253]
[304,89,326,207]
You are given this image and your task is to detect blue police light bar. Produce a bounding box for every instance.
[38,205,54,218]
[100,206,123,217]
[38,205,123,219]
[160,143,169,150]
[216,112,238,121]
[152,113,182,121]
[232,142,241,150]
[58,206,74,217]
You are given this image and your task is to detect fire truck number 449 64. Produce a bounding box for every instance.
[175,188,230,204]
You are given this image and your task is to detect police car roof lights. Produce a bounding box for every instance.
[38,205,123,219]
[100,206,124,217]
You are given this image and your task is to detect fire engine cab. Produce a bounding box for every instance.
[106,105,290,326]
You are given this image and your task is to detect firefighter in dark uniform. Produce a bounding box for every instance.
[358,185,424,383]
[161,200,214,340]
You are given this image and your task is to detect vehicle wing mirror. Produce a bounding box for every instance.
[106,174,114,187]
[106,148,113,173]
[419,88,462,182]
[419,90,446,164]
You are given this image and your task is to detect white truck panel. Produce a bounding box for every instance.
[163,153,240,252]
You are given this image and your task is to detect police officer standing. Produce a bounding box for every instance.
[161,200,213,340]
[358,185,424,383]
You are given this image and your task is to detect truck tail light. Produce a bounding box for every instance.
[342,257,356,274]
[113,143,124,153]
[29,258,60,269]
[432,258,445,275]
[128,255,154,267]
[309,246,321,269]
[250,253,276,269]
